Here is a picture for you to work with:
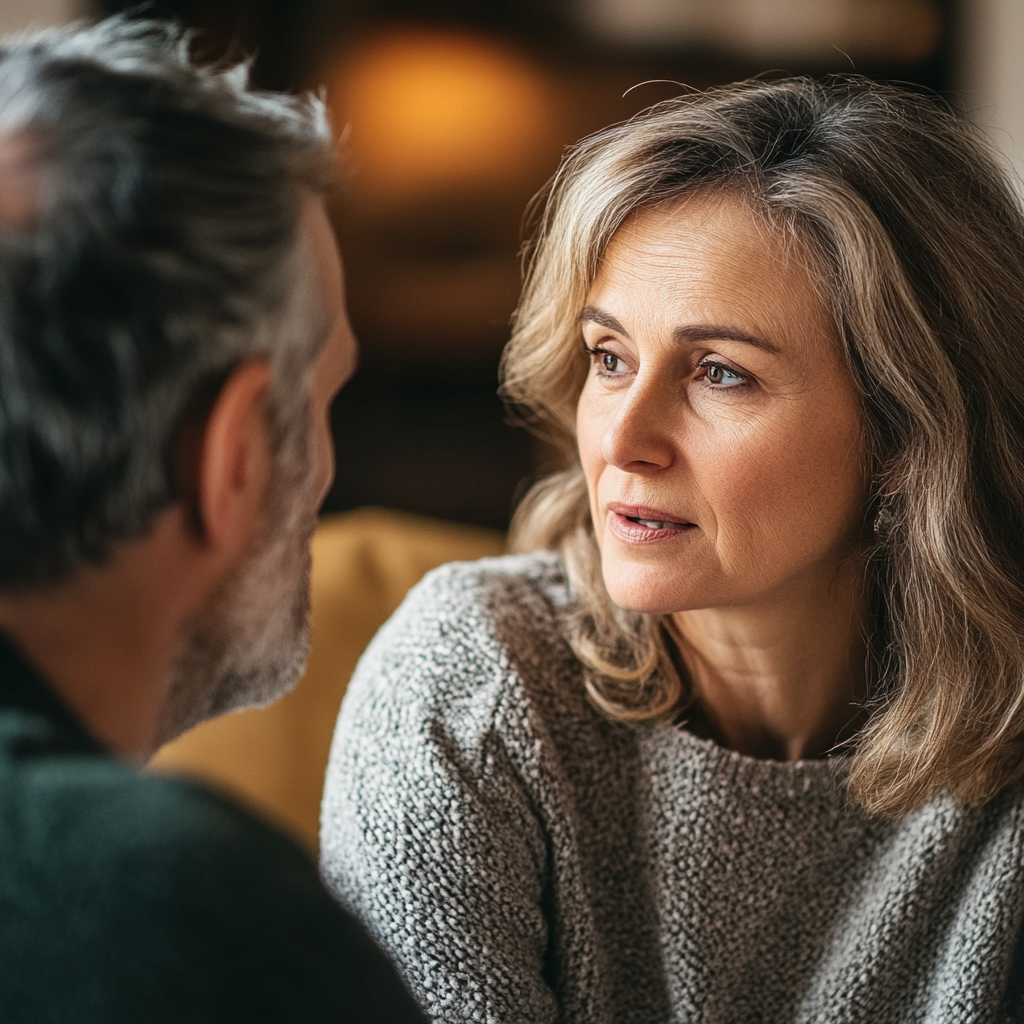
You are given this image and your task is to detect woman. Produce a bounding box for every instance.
[321,78,1024,1023]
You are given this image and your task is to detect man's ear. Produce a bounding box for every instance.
[192,360,274,555]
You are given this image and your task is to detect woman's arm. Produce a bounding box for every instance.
[320,563,558,1024]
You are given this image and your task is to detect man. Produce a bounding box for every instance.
[0,16,424,1023]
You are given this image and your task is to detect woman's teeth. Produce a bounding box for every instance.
[629,516,674,529]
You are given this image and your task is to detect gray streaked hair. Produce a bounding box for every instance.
[502,77,1024,816]
[0,15,334,585]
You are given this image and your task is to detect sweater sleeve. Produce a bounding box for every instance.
[320,561,558,1024]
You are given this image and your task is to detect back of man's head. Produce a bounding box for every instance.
[0,16,334,587]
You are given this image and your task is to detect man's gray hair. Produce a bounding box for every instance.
[0,15,334,585]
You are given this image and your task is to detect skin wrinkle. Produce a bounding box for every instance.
[576,193,870,761]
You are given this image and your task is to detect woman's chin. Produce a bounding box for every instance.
[602,567,696,616]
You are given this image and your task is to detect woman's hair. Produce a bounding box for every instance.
[501,76,1024,817]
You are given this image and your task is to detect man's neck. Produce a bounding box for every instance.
[0,508,206,759]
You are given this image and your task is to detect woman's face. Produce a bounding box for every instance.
[576,193,868,615]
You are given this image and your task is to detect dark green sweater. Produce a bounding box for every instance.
[0,633,425,1023]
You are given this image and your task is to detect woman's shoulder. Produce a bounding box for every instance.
[370,549,570,668]
[404,548,570,624]
[338,550,581,737]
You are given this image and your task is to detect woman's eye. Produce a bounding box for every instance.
[584,345,628,376]
[700,360,746,388]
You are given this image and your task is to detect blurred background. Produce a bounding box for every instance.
[3,0,1020,533]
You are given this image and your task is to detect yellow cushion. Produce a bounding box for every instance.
[149,507,505,851]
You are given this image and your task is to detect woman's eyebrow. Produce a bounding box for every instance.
[578,306,630,336]
[673,324,781,353]
[578,306,780,353]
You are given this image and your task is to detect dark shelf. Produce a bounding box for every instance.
[322,366,533,530]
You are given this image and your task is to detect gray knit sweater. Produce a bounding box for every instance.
[320,553,1024,1023]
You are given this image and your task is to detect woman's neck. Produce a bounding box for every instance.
[671,562,870,761]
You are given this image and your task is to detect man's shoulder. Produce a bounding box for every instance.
[2,742,315,940]
[0,740,424,1022]
[4,736,288,871]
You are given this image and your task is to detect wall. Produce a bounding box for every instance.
[958,0,1024,197]
[0,0,79,33]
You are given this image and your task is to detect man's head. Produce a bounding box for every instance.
[158,194,354,746]
[0,17,356,751]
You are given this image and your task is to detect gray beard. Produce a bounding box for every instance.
[152,486,316,752]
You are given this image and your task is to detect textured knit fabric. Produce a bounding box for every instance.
[321,552,1024,1024]
[0,631,425,1024]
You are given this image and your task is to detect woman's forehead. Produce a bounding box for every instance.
[584,194,830,336]
[606,193,801,271]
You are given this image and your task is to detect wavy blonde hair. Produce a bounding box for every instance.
[501,77,1024,817]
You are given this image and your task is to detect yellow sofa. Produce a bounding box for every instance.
[149,507,505,852]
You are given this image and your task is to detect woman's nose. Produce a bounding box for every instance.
[600,375,676,472]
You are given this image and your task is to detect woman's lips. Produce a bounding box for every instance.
[605,503,695,544]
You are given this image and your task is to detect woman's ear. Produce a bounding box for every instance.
[191,360,274,556]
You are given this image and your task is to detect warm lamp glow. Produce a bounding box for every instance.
[329,28,555,197]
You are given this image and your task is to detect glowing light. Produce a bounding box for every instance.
[328,28,555,198]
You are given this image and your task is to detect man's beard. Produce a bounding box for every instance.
[153,473,317,751]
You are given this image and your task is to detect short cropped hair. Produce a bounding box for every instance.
[502,77,1024,816]
[0,16,333,586]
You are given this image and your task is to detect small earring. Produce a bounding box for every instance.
[873,500,894,539]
